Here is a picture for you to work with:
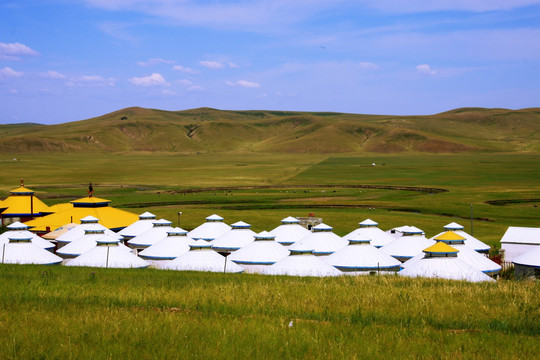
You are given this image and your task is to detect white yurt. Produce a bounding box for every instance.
[211,221,257,254]
[117,211,157,240]
[228,231,290,273]
[0,221,54,251]
[324,237,402,274]
[57,226,131,259]
[55,216,120,249]
[403,231,501,275]
[398,242,495,282]
[342,219,395,248]
[269,216,310,247]
[66,235,149,269]
[139,227,193,265]
[386,225,425,239]
[159,241,244,273]
[188,214,231,241]
[380,226,435,262]
[429,222,491,253]
[289,223,347,256]
[500,226,540,262]
[260,243,343,277]
[0,232,62,265]
[512,246,540,279]
[127,219,173,250]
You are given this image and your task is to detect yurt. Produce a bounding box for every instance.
[118,212,157,241]
[127,219,174,250]
[139,227,193,265]
[402,231,501,276]
[42,223,78,241]
[66,235,149,269]
[0,221,55,251]
[290,223,347,256]
[0,182,52,226]
[159,241,244,273]
[342,219,395,248]
[55,216,120,249]
[211,221,257,254]
[324,236,401,274]
[386,225,425,239]
[269,216,310,247]
[188,214,231,241]
[380,226,435,262]
[228,231,290,273]
[500,226,540,262]
[429,222,490,253]
[398,242,495,282]
[260,242,343,277]
[512,246,540,280]
[57,226,130,259]
[0,232,62,265]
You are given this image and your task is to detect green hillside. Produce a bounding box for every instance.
[0,107,539,154]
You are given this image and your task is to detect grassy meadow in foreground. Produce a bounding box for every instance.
[0,265,538,359]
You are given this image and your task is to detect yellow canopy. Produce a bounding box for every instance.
[423,242,459,254]
[0,186,51,216]
[433,231,467,242]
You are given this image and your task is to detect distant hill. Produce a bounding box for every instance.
[0,107,539,154]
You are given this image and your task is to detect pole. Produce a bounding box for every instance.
[2,244,5,264]
[470,204,474,236]
[106,246,110,269]
[177,212,182,227]
[224,252,228,273]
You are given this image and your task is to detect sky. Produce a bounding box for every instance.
[1,0,539,124]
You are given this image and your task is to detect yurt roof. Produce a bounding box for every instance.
[66,245,149,269]
[127,223,174,248]
[139,211,156,219]
[0,241,62,265]
[325,241,401,271]
[281,216,300,224]
[444,222,464,230]
[359,219,378,227]
[188,219,231,240]
[512,246,540,268]
[342,227,394,248]
[231,221,251,228]
[270,222,310,246]
[312,223,333,231]
[423,242,459,255]
[9,186,35,195]
[500,226,540,245]
[167,227,189,236]
[206,214,224,221]
[228,236,289,265]
[429,230,490,252]
[211,226,257,252]
[254,231,276,240]
[289,229,347,255]
[159,246,244,273]
[55,223,120,244]
[80,215,99,223]
[58,233,131,258]
[261,253,343,277]
[0,230,54,250]
[139,232,193,260]
[433,231,467,242]
[0,190,51,216]
[70,196,111,207]
[7,221,30,230]
[152,219,173,226]
[380,235,435,260]
[117,216,156,238]
[398,255,495,282]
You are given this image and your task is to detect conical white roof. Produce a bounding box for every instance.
[118,212,157,239]
[342,226,394,248]
[159,242,244,273]
[58,231,131,258]
[260,250,343,277]
[386,225,425,238]
[188,215,231,240]
[127,219,174,248]
[325,238,401,272]
[139,227,193,260]
[56,221,119,244]
[430,230,490,253]
[290,223,347,256]
[0,229,54,250]
[138,212,156,220]
[6,221,30,230]
[211,222,256,252]
[380,234,435,261]
[0,233,62,265]
[444,222,464,230]
[66,241,149,268]
[229,231,289,266]
[359,218,378,227]
[80,215,99,224]
[270,218,310,246]
[206,214,224,221]
[512,246,540,268]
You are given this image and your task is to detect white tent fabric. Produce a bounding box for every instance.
[0,233,62,265]
[260,248,343,277]
[500,226,540,262]
[430,223,490,253]
[1,225,54,250]
[211,221,256,253]
[342,219,395,248]
[57,227,131,258]
[386,225,425,239]
[118,211,157,240]
[289,223,347,256]
[66,237,149,269]
[56,217,120,246]
[188,214,231,241]
[269,216,310,247]
[159,242,244,273]
[380,233,435,262]
[358,218,379,227]
[228,231,290,273]
[139,227,193,262]
[512,246,540,268]
[127,219,173,249]
[325,238,401,273]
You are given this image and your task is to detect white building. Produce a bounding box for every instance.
[118,211,157,240]
[500,227,540,262]
[188,214,231,241]
[0,221,54,251]
[127,219,173,250]
[139,227,193,265]
[211,221,256,254]
[380,226,435,262]
[429,222,490,253]
[342,219,395,248]
[269,216,310,247]
[289,223,347,256]
[0,232,62,265]
[228,231,290,273]
[512,246,540,279]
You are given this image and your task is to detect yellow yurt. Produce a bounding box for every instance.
[0,181,52,226]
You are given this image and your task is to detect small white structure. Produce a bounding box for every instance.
[399,242,494,282]
[380,226,435,262]
[118,211,157,240]
[500,226,540,262]
[211,221,256,254]
[386,225,425,239]
[429,222,491,253]
[127,219,173,250]
[0,221,54,251]
[66,236,149,269]
[0,232,62,265]
[228,231,290,273]
[57,225,131,259]
[403,231,501,276]
[159,241,244,273]
[269,216,311,247]
[512,246,540,279]
[290,223,347,256]
[342,219,395,248]
[188,214,231,241]
[139,227,193,264]
[325,237,401,274]
[56,216,120,249]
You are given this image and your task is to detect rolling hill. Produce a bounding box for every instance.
[0,107,539,154]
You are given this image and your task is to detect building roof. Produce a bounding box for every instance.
[512,246,540,268]
[228,231,289,265]
[0,185,51,217]
[188,215,231,240]
[281,216,300,224]
[0,234,62,265]
[430,229,491,252]
[139,228,193,260]
[126,219,174,248]
[0,229,54,250]
[423,242,459,255]
[58,232,131,258]
[325,239,401,271]
[380,234,435,261]
[66,241,149,269]
[359,218,378,227]
[270,220,310,246]
[289,225,347,256]
[211,224,257,252]
[260,251,343,277]
[500,226,540,245]
[159,242,244,273]
[342,226,395,248]
[444,222,465,230]
[117,213,156,239]
[433,231,467,242]
[55,221,120,244]
[42,223,79,240]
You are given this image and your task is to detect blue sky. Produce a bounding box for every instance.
[1,0,539,124]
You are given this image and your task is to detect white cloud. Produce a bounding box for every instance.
[0,42,39,60]
[137,58,175,66]
[358,62,380,70]
[228,62,240,68]
[66,75,116,86]
[40,70,66,79]
[177,79,193,86]
[129,73,169,86]
[359,0,540,13]
[0,67,23,78]
[188,85,204,91]
[161,89,176,95]
[172,65,198,74]
[226,80,261,88]
[199,60,225,69]
[416,64,437,75]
